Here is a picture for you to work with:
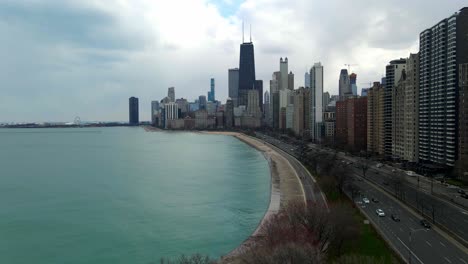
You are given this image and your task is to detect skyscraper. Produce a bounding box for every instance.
[208,78,215,102]
[228,68,239,106]
[151,101,159,125]
[367,82,385,155]
[288,71,294,91]
[254,80,263,111]
[225,98,234,128]
[339,69,351,99]
[168,87,175,102]
[238,39,256,106]
[419,8,468,167]
[349,73,357,96]
[199,95,207,110]
[384,58,406,157]
[304,72,310,88]
[280,58,288,90]
[459,63,468,181]
[310,62,324,141]
[129,97,139,125]
[264,90,270,125]
[323,92,330,112]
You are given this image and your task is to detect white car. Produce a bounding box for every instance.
[376,209,385,217]
[376,163,383,168]
[406,171,417,177]
[363,198,370,204]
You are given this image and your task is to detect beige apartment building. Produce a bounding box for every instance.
[392,53,419,162]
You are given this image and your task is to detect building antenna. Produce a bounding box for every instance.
[242,20,244,43]
[250,24,252,42]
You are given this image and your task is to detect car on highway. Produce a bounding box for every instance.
[376,209,385,217]
[420,219,431,229]
[363,197,370,204]
[461,193,468,199]
[406,171,417,177]
[391,214,400,222]
[458,189,466,195]
[383,181,389,186]
[376,163,383,168]
[372,198,379,203]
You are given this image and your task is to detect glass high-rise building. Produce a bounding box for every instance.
[238,41,256,106]
[208,78,215,102]
[129,97,139,125]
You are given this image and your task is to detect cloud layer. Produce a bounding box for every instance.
[1,0,466,122]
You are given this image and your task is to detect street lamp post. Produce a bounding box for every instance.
[408,228,426,264]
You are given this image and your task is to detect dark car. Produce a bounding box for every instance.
[383,181,389,186]
[372,198,379,203]
[391,214,400,222]
[461,193,468,199]
[458,189,466,195]
[420,219,431,229]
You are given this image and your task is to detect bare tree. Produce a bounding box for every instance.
[328,204,362,256]
[390,173,406,200]
[360,155,372,179]
[159,254,216,264]
[332,255,385,264]
[331,163,353,195]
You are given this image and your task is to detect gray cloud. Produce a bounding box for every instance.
[0,0,467,122]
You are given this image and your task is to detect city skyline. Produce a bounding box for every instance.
[1,0,468,122]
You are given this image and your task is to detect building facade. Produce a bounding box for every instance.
[208,78,215,102]
[168,87,175,102]
[310,62,324,141]
[288,71,294,91]
[384,58,406,157]
[367,82,384,155]
[403,53,420,162]
[151,101,159,125]
[459,63,468,180]
[238,41,256,106]
[129,97,139,125]
[228,68,239,106]
[339,69,351,99]
[419,8,468,166]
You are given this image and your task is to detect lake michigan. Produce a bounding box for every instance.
[0,127,270,264]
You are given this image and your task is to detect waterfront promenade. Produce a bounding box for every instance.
[203,132,318,262]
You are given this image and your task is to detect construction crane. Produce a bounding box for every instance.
[344,64,358,72]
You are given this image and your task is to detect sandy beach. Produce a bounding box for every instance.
[202,131,306,262]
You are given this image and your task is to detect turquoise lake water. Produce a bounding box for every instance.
[0,127,270,264]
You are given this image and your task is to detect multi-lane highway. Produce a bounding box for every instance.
[349,174,468,264]
[254,133,468,264]
[337,153,468,247]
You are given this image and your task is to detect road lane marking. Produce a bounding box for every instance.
[439,241,446,247]
[444,257,451,263]
[397,237,424,264]
[460,258,467,264]
[425,241,432,247]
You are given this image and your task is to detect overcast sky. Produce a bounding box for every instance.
[1,0,466,122]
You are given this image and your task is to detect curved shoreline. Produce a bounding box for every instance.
[201,132,306,262]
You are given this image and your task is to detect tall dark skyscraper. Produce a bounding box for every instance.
[129,97,139,125]
[238,39,256,106]
[208,78,215,102]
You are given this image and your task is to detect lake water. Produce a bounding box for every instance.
[0,127,270,264]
